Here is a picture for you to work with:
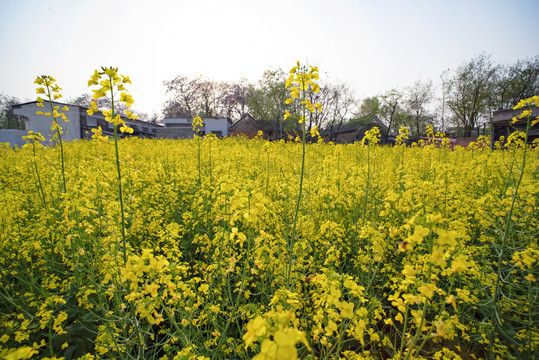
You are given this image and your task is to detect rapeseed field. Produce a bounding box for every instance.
[0,67,537,360]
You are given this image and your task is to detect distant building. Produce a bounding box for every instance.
[491,106,539,146]
[156,117,232,139]
[9,101,161,145]
[0,129,27,147]
[229,114,279,139]
[321,116,389,144]
[417,136,480,149]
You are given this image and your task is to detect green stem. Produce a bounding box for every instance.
[209,136,213,185]
[48,320,54,357]
[215,237,253,354]
[56,126,66,193]
[403,298,429,360]
[45,90,66,193]
[362,145,371,225]
[287,82,307,290]
[492,108,531,332]
[265,149,270,196]
[110,78,128,265]
[197,135,202,186]
[32,144,46,206]
[398,303,410,359]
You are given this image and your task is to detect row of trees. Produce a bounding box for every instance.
[162,69,357,137]
[358,54,538,138]
[161,54,538,139]
[1,54,537,137]
[162,75,250,121]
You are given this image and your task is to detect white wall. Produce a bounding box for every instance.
[13,102,81,142]
[0,129,27,147]
[204,118,229,136]
[163,118,191,126]
[163,117,229,137]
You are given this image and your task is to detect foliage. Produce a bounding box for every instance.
[378,89,407,137]
[491,55,539,110]
[444,54,496,137]
[357,96,380,121]
[246,68,293,134]
[0,93,24,129]
[364,55,538,138]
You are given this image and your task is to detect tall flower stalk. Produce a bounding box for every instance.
[283,61,322,288]
[35,76,68,193]
[488,95,538,356]
[87,67,136,264]
[192,116,204,186]
[22,131,47,206]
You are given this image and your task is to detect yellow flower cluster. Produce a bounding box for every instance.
[34,75,69,136]
[395,126,410,145]
[243,310,310,360]
[22,130,45,143]
[192,116,204,133]
[361,126,381,145]
[512,95,539,126]
[87,67,136,134]
[283,61,322,122]
[35,75,63,102]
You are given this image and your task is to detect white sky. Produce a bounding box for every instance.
[1,0,538,117]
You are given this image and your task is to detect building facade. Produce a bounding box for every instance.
[10,101,161,144]
[491,106,539,145]
[322,116,389,144]
[156,117,232,139]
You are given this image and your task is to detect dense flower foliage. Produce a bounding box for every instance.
[1,130,537,359]
[0,69,537,360]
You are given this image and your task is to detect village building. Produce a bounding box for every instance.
[6,101,161,146]
[491,106,539,145]
[156,117,232,139]
[321,115,389,144]
[229,114,281,139]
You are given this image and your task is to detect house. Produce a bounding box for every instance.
[322,116,389,144]
[156,117,232,139]
[9,101,161,145]
[491,106,539,146]
[229,114,279,139]
[230,113,312,140]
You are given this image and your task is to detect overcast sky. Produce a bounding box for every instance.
[1,0,538,117]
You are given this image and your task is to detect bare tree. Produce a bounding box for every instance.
[221,78,250,120]
[305,82,328,133]
[378,89,403,136]
[163,75,202,117]
[163,75,249,121]
[323,82,358,141]
[68,93,149,121]
[439,69,450,132]
[406,79,434,138]
[0,93,23,129]
[198,77,220,118]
